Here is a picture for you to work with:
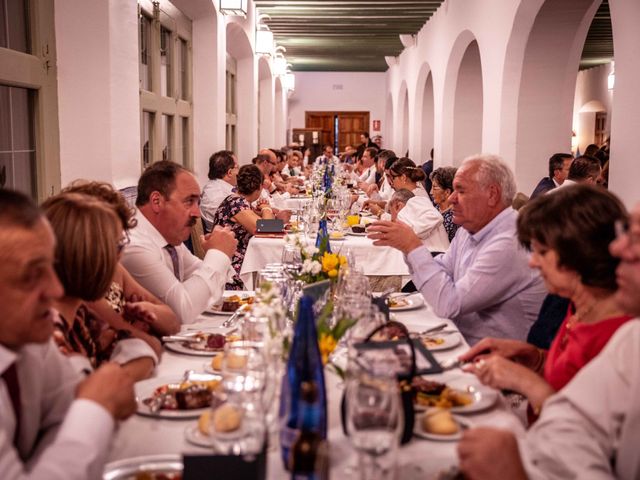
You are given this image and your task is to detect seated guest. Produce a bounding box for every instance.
[355,147,378,188]
[556,154,602,189]
[369,154,546,344]
[529,153,573,199]
[200,150,239,231]
[315,144,338,165]
[0,189,136,479]
[422,148,434,193]
[43,193,160,380]
[387,189,449,253]
[457,202,640,479]
[459,185,630,418]
[282,150,302,177]
[364,150,397,202]
[121,161,238,324]
[62,181,179,337]
[430,166,459,242]
[212,165,275,290]
[259,148,299,196]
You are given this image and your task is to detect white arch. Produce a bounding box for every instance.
[414,62,435,164]
[274,76,285,147]
[385,93,394,153]
[397,81,409,157]
[258,57,274,148]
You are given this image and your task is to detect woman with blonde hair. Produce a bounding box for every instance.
[43,192,160,380]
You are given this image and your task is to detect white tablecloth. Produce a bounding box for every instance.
[107,300,525,478]
[240,235,410,289]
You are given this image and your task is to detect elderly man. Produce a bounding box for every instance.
[200,150,239,231]
[457,203,640,480]
[529,153,573,199]
[121,161,238,324]
[369,154,546,344]
[0,189,136,479]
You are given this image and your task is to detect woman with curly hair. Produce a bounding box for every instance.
[430,166,459,242]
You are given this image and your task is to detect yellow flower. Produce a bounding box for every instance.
[321,253,340,273]
[318,333,338,365]
[328,269,338,278]
[338,255,347,266]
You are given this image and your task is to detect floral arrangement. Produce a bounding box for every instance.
[284,234,347,284]
[316,300,355,369]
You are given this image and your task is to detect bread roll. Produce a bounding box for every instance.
[197,410,211,435]
[213,403,242,433]
[421,408,458,435]
[211,353,224,371]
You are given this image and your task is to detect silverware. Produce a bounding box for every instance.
[161,335,200,343]
[221,304,250,328]
[419,322,448,335]
[439,357,469,371]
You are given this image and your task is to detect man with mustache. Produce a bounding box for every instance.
[121,161,238,324]
[368,154,546,344]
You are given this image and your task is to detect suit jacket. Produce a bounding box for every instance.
[530,177,555,199]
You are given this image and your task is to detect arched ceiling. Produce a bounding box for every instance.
[253,0,612,72]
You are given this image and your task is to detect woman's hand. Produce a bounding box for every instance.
[123,301,157,328]
[458,337,542,370]
[458,428,527,480]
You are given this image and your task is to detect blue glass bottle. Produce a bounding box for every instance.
[315,219,331,253]
[279,296,328,471]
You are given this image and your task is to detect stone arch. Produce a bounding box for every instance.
[414,62,434,164]
[441,30,483,166]
[257,56,274,148]
[501,0,602,194]
[398,81,409,157]
[274,75,285,147]
[385,93,394,153]
[226,22,256,163]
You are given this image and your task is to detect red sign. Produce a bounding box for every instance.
[372,120,381,131]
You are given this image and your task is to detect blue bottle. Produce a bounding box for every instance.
[279,296,328,471]
[315,219,331,253]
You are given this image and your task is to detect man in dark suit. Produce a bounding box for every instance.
[356,132,377,159]
[529,153,573,199]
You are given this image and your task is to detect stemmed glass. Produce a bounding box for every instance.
[345,353,402,480]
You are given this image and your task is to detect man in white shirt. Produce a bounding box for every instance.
[200,150,239,231]
[456,202,640,480]
[0,189,136,480]
[356,147,378,188]
[121,161,238,324]
[315,144,339,165]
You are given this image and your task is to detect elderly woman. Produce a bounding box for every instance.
[430,166,459,242]
[212,164,275,290]
[62,181,179,337]
[460,184,631,418]
[388,189,449,254]
[43,193,160,380]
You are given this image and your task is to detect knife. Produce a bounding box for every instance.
[161,335,202,343]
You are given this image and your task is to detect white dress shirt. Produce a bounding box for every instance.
[0,341,114,479]
[405,207,546,344]
[357,165,377,184]
[120,211,233,324]
[411,185,429,198]
[397,197,450,253]
[520,320,640,480]
[200,179,234,231]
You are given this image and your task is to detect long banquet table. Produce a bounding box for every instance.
[240,234,411,289]
[107,297,526,478]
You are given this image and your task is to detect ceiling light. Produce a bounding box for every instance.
[608,61,615,90]
[273,55,287,76]
[284,72,296,91]
[219,0,247,17]
[256,29,274,55]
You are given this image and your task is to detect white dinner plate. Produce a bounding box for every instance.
[413,376,499,414]
[164,337,224,357]
[184,425,212,448]
[135,375,218,420]
[347,230,368,237]
[389,294,425,311]
[418,332,463,352]
[413,413,473,441]
[103,454,182,480]
[203,359,222,374]
[206,291,255,315]
[329,236,346,242]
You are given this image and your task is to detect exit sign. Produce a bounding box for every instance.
[373,120,381,131]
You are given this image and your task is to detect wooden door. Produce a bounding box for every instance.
[305,111,370,154]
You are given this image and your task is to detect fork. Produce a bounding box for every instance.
[222,304,250,328]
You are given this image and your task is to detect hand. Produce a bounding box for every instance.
[276,209,292,223]
[458,337,540,369]
[458,428,528,480]
[76,363,136,420]
[365,183,379,196]
[462,355,531,393]
[123,301,157,327]
[202,226,238,259]
[367,220,423,254]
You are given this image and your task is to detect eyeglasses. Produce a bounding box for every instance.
[117,232,130,254]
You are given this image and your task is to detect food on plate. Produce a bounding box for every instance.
[134,473,182,480]
[370,323,408,341]
[388,297,410,308]
[226,351,248,370]
[420,335,445,348]
[412,378,474,409]
[181,333,226,352]
[351,224,367,234]
[220,294,255,312]
[210,353,224,371]
[212,403,242,433]
[329,231,345,240]
[143,378,221,411]
[421,408,459,435]
[197,410,211,435]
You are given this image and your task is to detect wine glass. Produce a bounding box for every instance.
[345,354,402,480]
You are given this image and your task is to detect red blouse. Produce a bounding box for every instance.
[544,308,633,392]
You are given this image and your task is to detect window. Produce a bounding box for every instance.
[138,1,192,169]
[0,0,60,200]
[226,55,237,153]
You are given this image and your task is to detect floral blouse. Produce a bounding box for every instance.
[211,194,253,290]
[441,208,459,243]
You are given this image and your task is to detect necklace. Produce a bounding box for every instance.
[561,300,599,347]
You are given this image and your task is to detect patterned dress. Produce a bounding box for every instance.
[441,208,459,242]
[211,194,253,290]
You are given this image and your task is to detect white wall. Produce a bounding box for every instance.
[572,63,613,152]
[288,72,387,146]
